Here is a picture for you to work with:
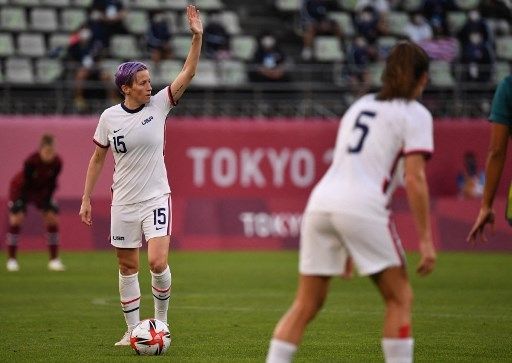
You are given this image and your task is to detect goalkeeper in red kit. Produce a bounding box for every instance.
[6,134,66,272]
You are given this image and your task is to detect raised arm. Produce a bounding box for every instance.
[403,153,436,276]
[79,146,108,226]
[170,5,203,103]
[467,123,509,243]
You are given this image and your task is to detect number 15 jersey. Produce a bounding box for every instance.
[306,94,434,219]
[93,87,174,206]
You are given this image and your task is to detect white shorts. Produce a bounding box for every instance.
[110,194,172,248]
[299,212,405,276]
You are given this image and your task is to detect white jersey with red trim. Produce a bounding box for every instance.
[93,86,175,205]
[306,94,433,218]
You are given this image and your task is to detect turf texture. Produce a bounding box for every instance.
[1,251,511,362]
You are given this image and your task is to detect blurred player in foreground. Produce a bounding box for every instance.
[6,134,65,272]
[79,5,202,346]
[468,74,512,242]
[266,41,436,363]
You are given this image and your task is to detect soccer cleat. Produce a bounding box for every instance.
[114,329,132,346]
[6,258,19,272]
[48,258,66,271]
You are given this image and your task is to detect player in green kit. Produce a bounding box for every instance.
[468,75,512,242]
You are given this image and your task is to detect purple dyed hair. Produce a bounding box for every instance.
[114,61,148,94]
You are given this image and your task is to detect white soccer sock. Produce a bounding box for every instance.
[382,338,414,363]
[266,338,297,363]
[119,271,141,330]
[151,265,171,324]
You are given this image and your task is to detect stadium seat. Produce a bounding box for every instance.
[275,0,301,11]
[61,8,87,32]
[454,0,479,10]
[221,11,241,35]
[41,0,70,6]
[387,12,409,37]
[159,0,187,10]
[35,58,63,83]
[219,60,247,86]
[194,0,224,11]
[377,36,397,57]
[129,0,160,10]
[430,61,455,88]
[337,0,358,12]
[329,12,354,38]
[30,8,58,32]
[124,10,149,35]
[192,59,218,87]
[496,36,512,60]
[0,33,15,57]
[368,61,385,87]
[100,58,120,78]
[109,35,141,59]
[402,0,422,11]
[1,7,28,32]
[11,0,40,6]
[17,33,46,57]
[0,61,4,84]
[48,33,70,57]
[230,35,257,61]
[314,36,344,62]
[5,57,34,84]
[72,0,92,7]
[171,35,193,59]
[494,61,510,85]
[152,59,182,85]
[447,11,467,34]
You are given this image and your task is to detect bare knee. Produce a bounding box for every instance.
[118,257,139,275]
[386,285,414,311]
[148,257,168,274]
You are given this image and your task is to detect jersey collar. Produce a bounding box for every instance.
[121,102,145,114]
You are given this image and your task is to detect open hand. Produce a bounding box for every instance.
[187,5,203,35]
[467,207,495,243]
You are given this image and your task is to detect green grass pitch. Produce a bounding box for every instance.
[1,251,511,362]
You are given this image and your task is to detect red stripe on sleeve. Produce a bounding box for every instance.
[93,139,109,149]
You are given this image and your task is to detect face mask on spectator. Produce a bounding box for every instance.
[79,28,91,42]
[468,10,480,22]
[261,36,276,49]
[469,32,482,44]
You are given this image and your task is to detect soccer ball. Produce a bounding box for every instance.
[130,319,171,355]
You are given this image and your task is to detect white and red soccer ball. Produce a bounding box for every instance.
[130,319,171,355]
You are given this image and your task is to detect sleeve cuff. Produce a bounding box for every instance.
[93,139,109,148]
[167,86,177,107]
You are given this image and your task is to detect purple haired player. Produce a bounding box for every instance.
[79,5,203,346]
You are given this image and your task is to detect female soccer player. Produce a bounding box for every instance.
[6,134,65,272]
[79,5,202,346]
[467,74,512,242]
[266,41,437,363]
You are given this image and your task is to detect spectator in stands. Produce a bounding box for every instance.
[457,151,485,199]
[345,35,377,98]
[479,0,512,36]
[353,5,387,45]
[422,0,456,36]
[90,0,128,48]
[300,0,343,61]
[5,134,65,272]
[249,33,289,83]
[146,11,173,66]
[468,75,512,242]
[355,0,390,14]
[418,23,459,62]
[459,31,494,84]
[405,12,433,43]
[203,11,231,60]
[457,10,492,48]
[67,24,118,112]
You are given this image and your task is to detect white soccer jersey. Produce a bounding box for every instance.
[93,87,175,205]
[306,94,433,218]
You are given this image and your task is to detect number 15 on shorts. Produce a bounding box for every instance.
[153,208,167,230]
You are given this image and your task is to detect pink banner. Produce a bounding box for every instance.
[1,117,511,251]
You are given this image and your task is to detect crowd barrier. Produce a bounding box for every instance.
[1,116,511,251]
